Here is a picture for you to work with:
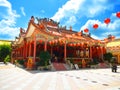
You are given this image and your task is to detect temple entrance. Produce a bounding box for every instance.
[52,46,64,63]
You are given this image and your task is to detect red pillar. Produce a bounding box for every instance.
[26,43,28,58]
[23,44,25,58]
[16,49,18,58]
[15,50,16,58]
[27,44,29,57]
[17,48,19,57]
[22,47,23,57]
[16,50,17,58]
[21,47,22,57]
[44,39,47,51]
[19,47,21,57]
[92,47,95,58]
[33,36,36,64]
[29,42,31,57]
[16,49,18,57]
[24,41,27,59]
[90,46,92,59]
[64,41,67,62]
[20,47,21,57]
[101,47,103,60]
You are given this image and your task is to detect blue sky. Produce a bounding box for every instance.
[0,0,120,40]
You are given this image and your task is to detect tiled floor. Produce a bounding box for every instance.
[0,63,120,90]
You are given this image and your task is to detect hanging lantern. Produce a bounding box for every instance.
[77,43,80,46]
[93,24,99,29]
[39,40,42,43]
[116,12,120,18]
[72,43,75,47]
[84,28,89,33]
[80,43,83,46]
[55,40,58,43]
[49,41,51,45]
[104,18,111,25]
[59,41,63,45]
[74,43,76,47]
[67,44,70,46]
[51,41,54,45]
[70,43,72,46]
[70,43,73,47]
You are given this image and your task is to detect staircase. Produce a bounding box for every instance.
[52,62,67,71]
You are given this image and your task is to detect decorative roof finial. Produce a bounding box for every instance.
[70,26,72,31]
[30,16,34,22]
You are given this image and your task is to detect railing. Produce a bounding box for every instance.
[66,57,90,61]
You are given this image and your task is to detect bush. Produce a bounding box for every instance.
[90,58,98,65]
[0,44,11,62]
[17,60,25,65]
[37,51,51,66]
[104,52,113,63]
[4,55,10,63]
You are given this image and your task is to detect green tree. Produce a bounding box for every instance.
[37,51,51,67]
[103,52,113,63]
[0,44,11,62]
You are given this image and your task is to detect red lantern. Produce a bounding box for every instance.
[49,41,51,45]
[104,18,110,24]
[84,28,89,33]
[116,12,120,18]
[39,40,42,43]
[76,43,80,46]
[55,40,58,43]
[74,43,76,47]
[69,43,73,46]
[93,24,98,29]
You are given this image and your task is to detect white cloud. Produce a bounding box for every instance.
[65,16,77,26]
[20,7,26,16]
[0,27,20,40]
[51,0,111,26]
[51,0,84,22]
[0,0,20,40]
[0,0,11,8]
[91,34,100,40]
[80,19,104,30]
[81,0,110,18]
[80,12,120,39]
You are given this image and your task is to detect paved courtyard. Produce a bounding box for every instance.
[0,63,120,90]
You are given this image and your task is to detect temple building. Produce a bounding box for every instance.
[0,40,12,45]
[106,38,120,64]
[11,16,114,69]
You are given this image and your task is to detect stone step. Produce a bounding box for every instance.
[52,63,67,71]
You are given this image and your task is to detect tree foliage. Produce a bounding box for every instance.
[103,52,113,62]
[36,51,51,66]
[0,44,11,62]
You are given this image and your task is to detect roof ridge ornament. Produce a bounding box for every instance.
[30,16,35,22]
[69,26,72,31]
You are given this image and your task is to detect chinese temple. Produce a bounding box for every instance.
[106,38,120,64]
[11,16,112,69]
